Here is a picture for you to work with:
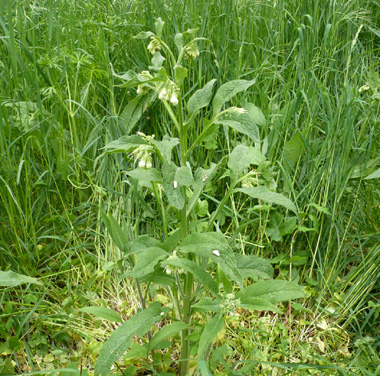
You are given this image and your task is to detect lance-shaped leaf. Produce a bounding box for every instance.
[174,65,188,87]
[364,167,380,180]
[180,233,242,286]
[134,31,155,40]
[187,163,218,215]
[192,297,221,313]
[103,135,148,154]
[130,247,169,279]
[78,307,122,323]
[235,254,274,280]
[151,136,179,162]
[126,168,162,182]
[120,91,156,135]
[100,210,129,253]
[0,271,42,287]
[127,235,161,255]
[228,145,266,179]
[212,79,256,117]
[197,313,224,362]
[162,162,185,210]
[175,166,194,186]
[163,257,219,295]
[236,280,306,306]
[238,297,281,313]
[235,186,297,214]
[215,103,263,142]
[148,321,190,351]
[94,303,162,376]
[187,79,217,120]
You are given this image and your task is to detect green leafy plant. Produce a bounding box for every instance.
[96,19,305,376]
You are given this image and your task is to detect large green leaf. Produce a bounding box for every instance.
[103,135,148,154]
[235,254,274,280]
[151,136,179,162]
[126,168,162,182]
[192,298,221,313]
[175,166,194,186]
[0,271,42,287]
[215,103,262,142]
[235,187,297,214]
[127,235,162,255]
[238,297,281,313]
[148,321,190,351]
[164,257,219,295]
[162,162,185,210]
[228,145,266,179]
[130,247,168,279]
[212,79,256,117]
[119,91,156,135]
[197,313,224,362]
[187,79,216,120]
[94,303,162,376]
[187,163,218,216]
[283,132,305,169]
[236,280,306,305]
[364,167,380,180]
[100,210,129,253]
[180,233,242,286]
[78,307,122,323]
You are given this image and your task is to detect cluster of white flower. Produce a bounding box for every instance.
[158,82,179,106]
[185,42,200,60]
[147,36,162,54]
[136,71,153,95]
[220,293,240,315]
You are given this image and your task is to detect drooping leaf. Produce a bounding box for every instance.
[187,163,218,215]
[150,52,165,70]
[100,210,129,253]
[180,233,242,286]
[94,303,162,376]
[0,271,42,287]
[198,360,213,376]
[235,254,274,280]
[212,79,256,117]
[175,166,194,186]
[174,33,184,51]
[148,321,190,351]
[197,314,224,362]
[236,280,306,305]
[103,135,148,154]
[192,298,221,313]
[228,145,266,179]
[162,162,185,210]
[174,65,188,87]
[127,235,162,255]
[78,307,122,323]
[155,18,165,38]
[187,79,216,120]
[283,132,305,169]
[215,103,262,142]
[164,257,219,295]
[235,187,297,214]
[126,168,162,182]
[364,167,380,180]
[119,91,156,135]
[130,247,168,279]
[162,228,183,252]
[133,31,155,40]
[151,136,180,162]
[238,297,281,313]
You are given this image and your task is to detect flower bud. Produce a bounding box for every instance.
[138,159,146,168]
[170,93,179,106]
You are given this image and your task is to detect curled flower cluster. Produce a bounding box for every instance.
[136,71,153,95]
[130,141,153,169]
[185,42,200,60]
[220,293,240,315]
[164,250,184,275]
[147,36,162,54]
[158,81,179,106]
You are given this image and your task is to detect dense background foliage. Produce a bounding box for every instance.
[0,0,379,374]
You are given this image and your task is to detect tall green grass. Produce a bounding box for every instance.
[0,0,379,374]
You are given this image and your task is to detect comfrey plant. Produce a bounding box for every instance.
[96,19,304,376]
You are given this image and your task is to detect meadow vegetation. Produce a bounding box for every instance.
[0,0,379,375]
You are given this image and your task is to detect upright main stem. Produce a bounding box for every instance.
[177,96,192,376]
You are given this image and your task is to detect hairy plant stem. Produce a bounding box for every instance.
[176,95,192,376]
